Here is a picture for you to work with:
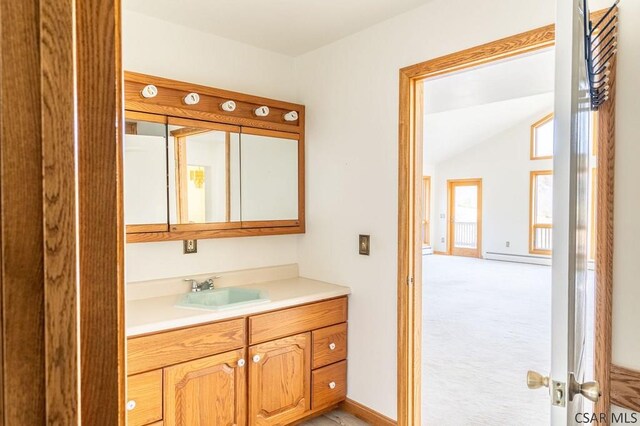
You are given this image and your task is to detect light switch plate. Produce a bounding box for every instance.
[359,235,370,256]
[183,239,197,254]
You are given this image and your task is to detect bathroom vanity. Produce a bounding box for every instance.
[122,74,343,425]
[125,271,350,426]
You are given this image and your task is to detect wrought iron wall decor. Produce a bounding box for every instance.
[584,0,619,110]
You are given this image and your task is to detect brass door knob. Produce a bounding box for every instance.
[527,370,550,389]
[577,381,600,403]
[570,374,600,403]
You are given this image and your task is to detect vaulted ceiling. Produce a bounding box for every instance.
[424,49,555,164]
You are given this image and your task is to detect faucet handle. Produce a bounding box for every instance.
[184,278,199,291]
[208,275,222,282]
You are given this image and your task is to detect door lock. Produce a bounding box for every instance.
[527,370,566,407]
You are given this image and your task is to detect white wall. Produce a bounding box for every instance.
[123,10,300,283]
[431,108,554,256]
[294,0,559,418]
[123,10,298,101]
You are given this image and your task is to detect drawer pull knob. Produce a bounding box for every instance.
[126,400,136,411]
[329,381,337,390]
[237,358,246,367]
[253,354,261,363]
[329,342,336,351]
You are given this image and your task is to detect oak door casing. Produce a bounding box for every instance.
[163,349,246,426]
[249,333,311,426]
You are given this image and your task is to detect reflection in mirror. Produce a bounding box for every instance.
[124,117,168,228]
[241,131,299,222]
[168,121,241,226]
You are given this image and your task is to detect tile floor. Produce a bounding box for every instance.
[300,410,370,425]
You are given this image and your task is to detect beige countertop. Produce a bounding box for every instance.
[126,277,350,337]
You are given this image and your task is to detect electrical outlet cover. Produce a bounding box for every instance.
[359,234,370,255]
[183,239,197,254]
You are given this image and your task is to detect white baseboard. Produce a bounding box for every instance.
[484,252,551,266]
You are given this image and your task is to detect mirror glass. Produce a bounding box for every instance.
[168,121,241,226]
[124,118,168,227]
[240,132,299,222]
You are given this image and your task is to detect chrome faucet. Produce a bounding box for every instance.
[185,276,220,292]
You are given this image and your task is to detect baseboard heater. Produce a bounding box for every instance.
[484,252,551,266]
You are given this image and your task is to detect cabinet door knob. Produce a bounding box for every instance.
[328,342,336,351]
[126,400,136,411]
[328,381,336,390]
[237,358,245,367]
[252,354,261,363]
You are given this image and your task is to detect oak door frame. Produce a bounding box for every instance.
[0,0,125,424]
[397,11,614,426]
[446,178,483,258]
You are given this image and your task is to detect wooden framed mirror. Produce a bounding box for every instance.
[123,73,305,243]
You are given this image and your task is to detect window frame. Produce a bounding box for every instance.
[530,112,554,160]
[529,169,553,255]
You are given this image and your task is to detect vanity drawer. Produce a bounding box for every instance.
[249,297,347,344]
[312,360,347,410]
[312,323,347,369]
[128,318,245,374]
[127,370,163,426]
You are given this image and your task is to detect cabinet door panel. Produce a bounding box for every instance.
[164,348,246,426]
[249,333,310,425]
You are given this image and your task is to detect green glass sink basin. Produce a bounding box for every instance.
[175,287,270,311]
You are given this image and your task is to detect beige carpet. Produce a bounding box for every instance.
[422,255,594,425]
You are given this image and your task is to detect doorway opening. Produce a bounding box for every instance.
[447,179,482,258]
[397,17,615,426]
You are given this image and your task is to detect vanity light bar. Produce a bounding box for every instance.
[133,77,301,125]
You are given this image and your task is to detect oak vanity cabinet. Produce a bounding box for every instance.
[164,349,247,426]
[248,333,311,425]
[126,297,348,426]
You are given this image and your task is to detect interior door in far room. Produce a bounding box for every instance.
[422,176,431,246]
[448,179,482,258]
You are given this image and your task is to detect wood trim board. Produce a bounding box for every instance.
[594,53,617,419]
[398,9,615,426]
[610,365,640,413]
[76,1,126,422]
[340,398,397,426]
[0,1,47,422]
[0,0,125,423]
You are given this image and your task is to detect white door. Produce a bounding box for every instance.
[531,0,600,424]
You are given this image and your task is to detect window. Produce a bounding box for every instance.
[530,113,554,160]
[530,170,553,254]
